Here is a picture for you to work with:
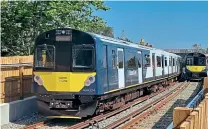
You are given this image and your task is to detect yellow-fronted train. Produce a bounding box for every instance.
[32,28,182,119]
[184,52,208,81]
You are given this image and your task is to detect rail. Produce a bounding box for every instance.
[166,77,208,129]
[166,88,204,129]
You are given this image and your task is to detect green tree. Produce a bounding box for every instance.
[1,1,113,56]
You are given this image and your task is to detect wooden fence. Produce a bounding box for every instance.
[1,56,34,103]
[173,77,208,129]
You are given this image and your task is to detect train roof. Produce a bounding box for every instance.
[89,32,180,57]
[186,52,207,57]
[37,28,180,57]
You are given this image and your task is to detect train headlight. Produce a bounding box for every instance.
[84,76,95,86]
[61,30,66,34]
[202,67,207,72]
[87,76,95,83]
[34,75,43,85]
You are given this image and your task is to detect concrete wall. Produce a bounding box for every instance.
[0,96,37,126]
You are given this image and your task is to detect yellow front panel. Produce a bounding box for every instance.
[186,66,205,72]
[34,72,96,92]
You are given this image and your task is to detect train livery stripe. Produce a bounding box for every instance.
[186,66,206,72]
[47,116,81,119]
[34,72,96,92]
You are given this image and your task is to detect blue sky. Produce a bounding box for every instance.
[94,1,208,49]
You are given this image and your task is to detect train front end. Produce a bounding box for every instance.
[185,53,208,80]
[31,28,98,118]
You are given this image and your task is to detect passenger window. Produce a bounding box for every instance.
[138,53,142,68]
[112,50,116,69]
[173,58,175,66]
[118,51,124,68]
[165,57,167,66]
[127,52,136,69]
[103,46,107,68]
[169,58,172,66]
[145,54,151,67]
[157,56,161,67]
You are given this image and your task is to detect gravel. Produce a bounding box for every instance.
[131,82,201,129]
[1,112,46,129]
[84,82,183,129]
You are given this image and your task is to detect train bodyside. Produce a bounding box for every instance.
[32,28,181,118]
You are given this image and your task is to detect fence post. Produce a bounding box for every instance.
[173,107,192,129]
[180,121,190,129]
[204,77,208,94]
[194,107,202,129]
[190,111,198,129]
[19,59,24,100]
[205,95,208,129]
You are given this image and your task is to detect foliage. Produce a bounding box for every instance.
[1,1,113,56]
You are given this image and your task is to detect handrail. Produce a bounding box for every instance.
[166,87,204,129]
[0,63,33,68]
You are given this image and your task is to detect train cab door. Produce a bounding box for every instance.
[117,48,125,89]
[137,51,143,83]
[152,53,156,79]
[162,55,165,77]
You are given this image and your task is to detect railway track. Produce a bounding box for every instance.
[23,82,193,129]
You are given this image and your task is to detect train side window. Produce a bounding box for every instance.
[173,58,175,66]
[127,52,136,69]
[157,56,161,67]
[103,45,107,68]
[112,50,116,69]
[118,51,124,68]
[145,54,150,67]
[165,57,167,66]
[138,53,142,68]
[169,57,172,66]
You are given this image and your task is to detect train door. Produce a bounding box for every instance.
[117,48,125,89]
[162,55,165,77]
[152,53,156,79]
[137,51,143,83]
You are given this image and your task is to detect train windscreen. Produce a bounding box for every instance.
[34,45,55,70]
[186,56,206,66]
[72,45,95,71]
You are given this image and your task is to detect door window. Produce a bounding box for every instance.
[118,50,124,68]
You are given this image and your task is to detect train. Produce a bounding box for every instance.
[183,52,208,81]
[31,28,182,119]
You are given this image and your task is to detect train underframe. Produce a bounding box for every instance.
[186,72,207,81]
[37,75,179,118]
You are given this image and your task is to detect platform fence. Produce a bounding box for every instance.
[167,77,208,129]
[0,56,34,103]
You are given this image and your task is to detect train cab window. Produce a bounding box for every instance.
[186,57,193,65]
[127,52,136,69]
[156,56,161,67]
[34,45,55,69]
[72,45,94,71]
[145,54,150,67]
[165,57,167,66]
[112,50,116,69]
[198,57,205,65]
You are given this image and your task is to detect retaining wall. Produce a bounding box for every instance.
[0,96,37,126]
